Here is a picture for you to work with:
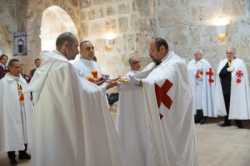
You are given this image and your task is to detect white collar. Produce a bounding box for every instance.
[52,50,68,62]
[5,73,21,82]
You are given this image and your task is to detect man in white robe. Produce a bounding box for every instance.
[126,55,141,77]
[0,59,32,165]
[188,50,219,124]
[73,40,121,106]
[29,32,124,166]
[73,40,106,84]
[216,47,250,128]
[117,38,198,166]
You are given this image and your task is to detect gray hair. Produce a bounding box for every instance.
[194,49,203,56]
[79,40,91,47]
[128,55,139,65]
[56,32,77,49]
[227,47,237,55]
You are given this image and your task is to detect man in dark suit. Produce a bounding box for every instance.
[0,54,8,79]
[30,58,41,79]
[219,48,243,128]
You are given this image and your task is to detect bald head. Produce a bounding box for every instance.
[56,32,79,60]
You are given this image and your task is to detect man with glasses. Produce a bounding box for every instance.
[73,40,106,85]
[215,47,250,128]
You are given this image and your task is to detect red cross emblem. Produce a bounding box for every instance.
[155,80,173,119]
[206,68,214,85]
[236,70,243,84]
[195,70,203,79]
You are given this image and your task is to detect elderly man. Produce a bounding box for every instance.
[215,48,250,128]
[0,59,32,165]
[127,55,141,77]
[187,50,218,124]
[117,38,197,166]
[30,32,124,166]
[0,54,8,79]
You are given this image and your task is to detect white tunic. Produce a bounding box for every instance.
[29,51,124,166]
[187,59,220,117]
[0,74,32,152]
[117,51,198,166]
[215,58,250,119]
[73,57,101,77]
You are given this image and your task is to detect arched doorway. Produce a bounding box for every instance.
[40,5,77,51]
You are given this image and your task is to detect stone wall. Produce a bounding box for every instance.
[0,0,19,57]
[6,0,250,75]
[79,0,155,76]
[155,0,250,71]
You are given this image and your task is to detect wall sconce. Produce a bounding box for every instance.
[103,32,117,51]
[216,25,227,42]
[212,16,231,43]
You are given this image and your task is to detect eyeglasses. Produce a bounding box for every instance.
[132,61,140,64]
[86,46,94,51]
[226,52,233,54]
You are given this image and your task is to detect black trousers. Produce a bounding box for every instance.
[223,94,243,126]
[194,109,204,123]
[8,144,28,160]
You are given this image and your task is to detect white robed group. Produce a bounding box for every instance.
[29,51,124,166]
[118,51,198,166]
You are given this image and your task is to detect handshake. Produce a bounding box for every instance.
[104,75,143,89]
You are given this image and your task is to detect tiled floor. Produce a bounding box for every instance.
[0,123,249,166]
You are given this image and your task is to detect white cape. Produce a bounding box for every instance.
[72,57,101,77]
[29,51,124,166]
[0,74,32,152]
[215,58,250,119]
[187,59,222,117]
[117,51,198,166]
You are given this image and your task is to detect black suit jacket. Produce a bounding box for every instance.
[0,65,7,79]
[219,62,231,95]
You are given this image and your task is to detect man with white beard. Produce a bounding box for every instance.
[188,50,218,124]
[215,47,250,128]
[0,59,32,165]
[117,38,197,166]
[29,32,124,166]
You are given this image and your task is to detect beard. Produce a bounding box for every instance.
[150,55,161,65]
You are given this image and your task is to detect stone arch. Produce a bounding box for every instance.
[24,1,81,72]
[0,25,12,56]
[40,5,78,51]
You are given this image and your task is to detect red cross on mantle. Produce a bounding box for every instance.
[236,70,243,84]
[206,68,214,85]
[155,80,173,119]
[155,79,173,108]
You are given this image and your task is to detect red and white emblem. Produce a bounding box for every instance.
[236,70,243,84]
[155,79,173,119]
[206,68,214,85]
